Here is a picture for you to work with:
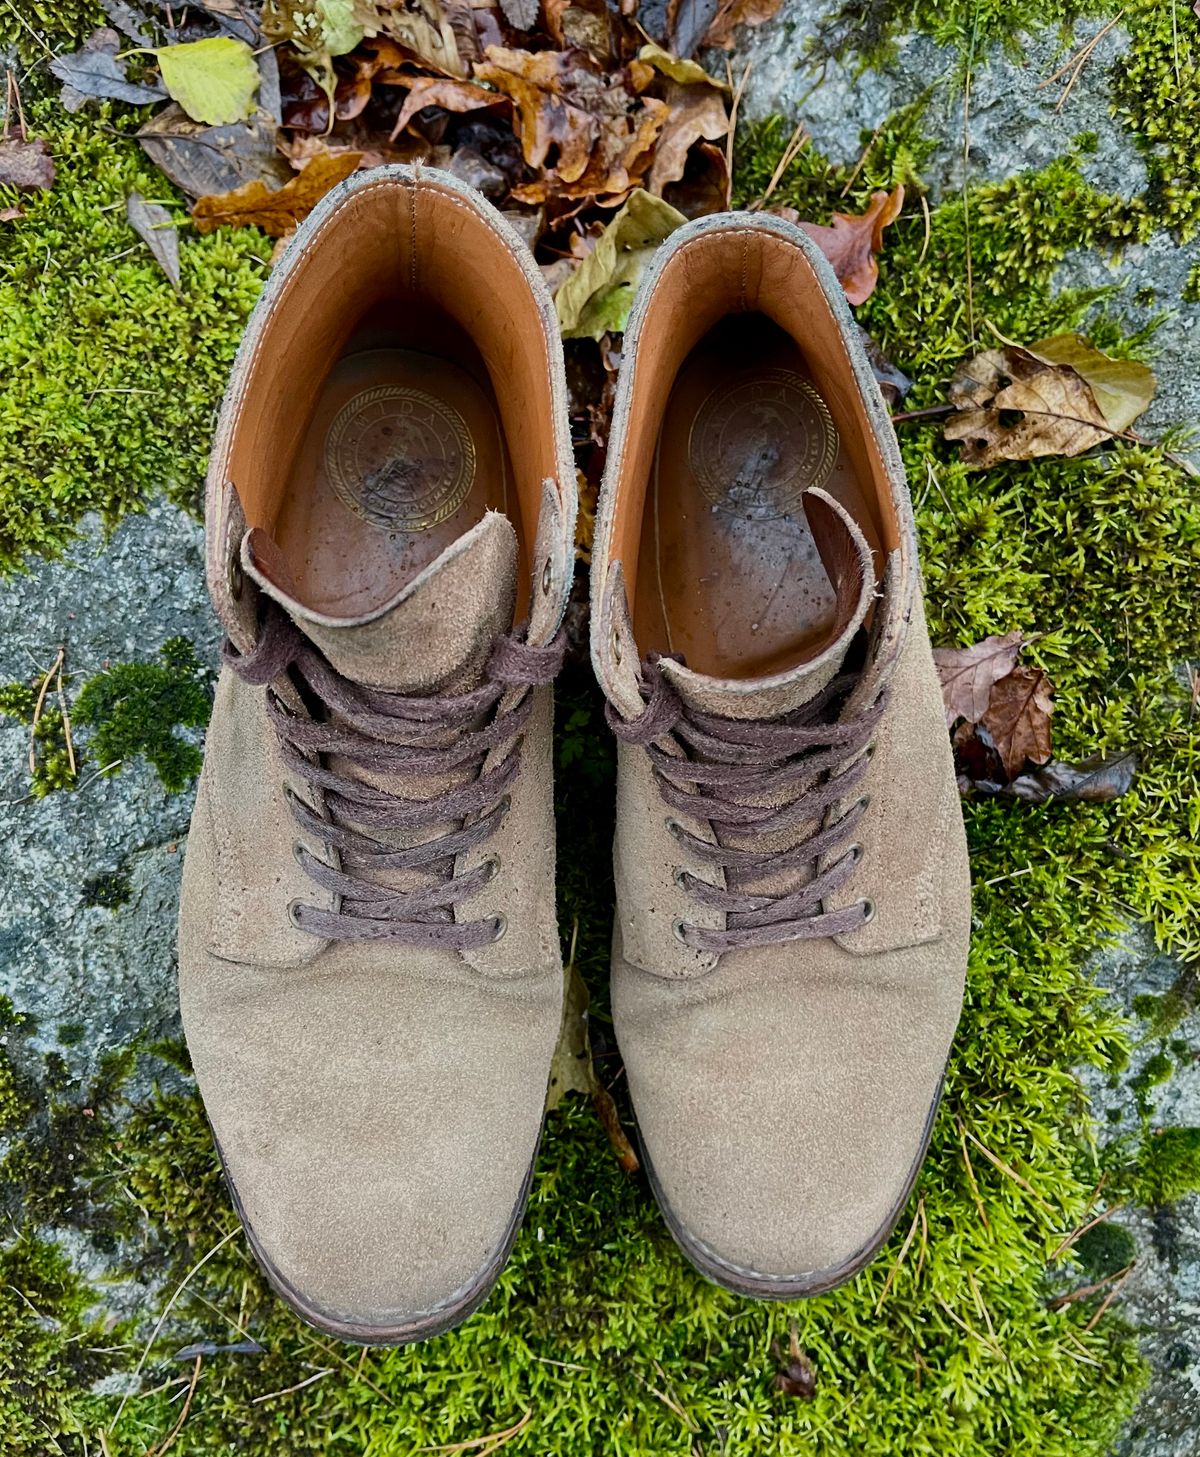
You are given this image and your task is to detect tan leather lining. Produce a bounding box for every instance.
[612,227,900,678]
[223,175,558,620]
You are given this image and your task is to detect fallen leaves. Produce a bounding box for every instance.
[935,632,1137,803]
[556,190,686,339]
[944,335,1156,468]
[51,28,167,111]
[791,185,905,306]
[0,136,56,192]
[127,193,181,288]
[154,37,261,126]
[192,149,362,234]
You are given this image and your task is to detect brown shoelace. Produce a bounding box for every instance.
[225,603,564,949]
[608,654,887,951]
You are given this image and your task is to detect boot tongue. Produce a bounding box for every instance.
[659,488,876,720]
[242,512,519,693]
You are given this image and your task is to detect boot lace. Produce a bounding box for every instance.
[225,602,564,950]
[607,654,887,952]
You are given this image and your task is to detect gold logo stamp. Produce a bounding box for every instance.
[325,386,474,531]
[689,370,838,520]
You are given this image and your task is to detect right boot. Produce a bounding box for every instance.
[178,167,576,1344]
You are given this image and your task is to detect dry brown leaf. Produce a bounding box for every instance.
[647,79,728,195]
[978,665,1054,780]
[796,185,904,306]
[944,345,1112,468]
[191,150,362,235]
[0,135,55,192]
[376,0,466,77]
[473,46,610,184]
[390,75,508,139]
[932,631,1024,729]
[703,0,784,49]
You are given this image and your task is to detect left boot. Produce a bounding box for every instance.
[590,212,971,1296]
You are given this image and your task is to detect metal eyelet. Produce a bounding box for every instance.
[857,793,872,813]
[859,898,877,925]
[672,866,687,888]
[664,816,682,838]
[849,842,865,864]
[865,742,877,761]
[611,628,623,666]
[497,794,513,818]
[286,899,304,928]
[490,913,508,943]
[671,917,689,945]
[541,556,553,595]
[228,554,244,601]
[482,854,501,882]
[291,839,306,867]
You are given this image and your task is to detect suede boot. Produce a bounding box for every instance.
[178,167,576,1342]
[590,212,970,1296]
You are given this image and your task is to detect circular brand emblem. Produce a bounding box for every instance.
[325,386,474,531]
[688,370,838,520]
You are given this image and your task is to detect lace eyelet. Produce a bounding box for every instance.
[859,897,877,926]
[672,866,687,888]
[541,556,553,595]
[482,854,501,882]
[287,899,304,928]
[671,917,690,945]
[228,554,244,601]
[291,839,305,867]
[664,816,682,838]
[857,793,872,813]
[865,742,877,760]
[611,628,622,666]
[849,842,865,864]
[497,794,513,818]
[490,913,508,943]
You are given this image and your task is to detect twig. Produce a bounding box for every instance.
[961,1,980,345]
[107,1227,240,1433]
[917,191,931,265]
[420,1410,533,1454]
[723,60,752,209]
[840,119,884,198]
[962,1126,1054,1213]
[875,1200,922,1312]
[1084,1264,1134,1331]
[755,120,808,209]
[936,1298,1007,1361]
[55,655,76,778]
[915,1194,929,1285]
[1049,1200,1125,1262]
[250,1367,332,1405]
[1048,1261,1135,1311]
[957,1119,989,1228]
[145,1356,202,1457]
[1038,13,1125,113]
[29,644,64,778]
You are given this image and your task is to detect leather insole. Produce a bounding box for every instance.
[634,314,876,680]
[274,347,511,619]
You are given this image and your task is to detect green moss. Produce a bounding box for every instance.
[1112,0,1200,238]
[1074,1221,1138,1278]
[1121,1129,1200,1207]
[74,635,214,792]
[1,636,214,796]
[0,99,268,572]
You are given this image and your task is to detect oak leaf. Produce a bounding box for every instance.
[191,150,362,234]
[795,185,904,306]
[473,46,610,184]
[647,78,728,196]
[933,631,1023,729]
[703,0,785,49]
[390,76,508,139]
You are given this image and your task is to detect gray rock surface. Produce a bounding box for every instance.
[0,501,216,1074]
[1083,930,1200,1457]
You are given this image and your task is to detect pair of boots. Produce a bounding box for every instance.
[179,166,970,1344]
